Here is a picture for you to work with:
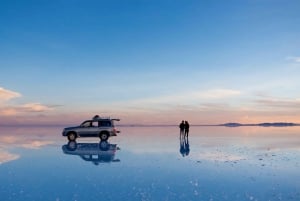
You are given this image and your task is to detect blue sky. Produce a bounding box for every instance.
[0,0,300,125]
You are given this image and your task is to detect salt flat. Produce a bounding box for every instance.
[0,126,299,201]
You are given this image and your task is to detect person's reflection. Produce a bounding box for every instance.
[62,141,120,165]
[180,132,190,157]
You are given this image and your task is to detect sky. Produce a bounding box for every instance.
[0,0,300,126]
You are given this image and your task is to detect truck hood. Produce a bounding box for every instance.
[64,126,80,130]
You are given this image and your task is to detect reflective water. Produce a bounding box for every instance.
[0,126,300,201]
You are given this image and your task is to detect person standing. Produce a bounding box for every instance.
[179,120,185,135]
[184,121,190,137]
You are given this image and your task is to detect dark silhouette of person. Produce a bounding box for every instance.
[184,121,189,137]
[179,120,185,135]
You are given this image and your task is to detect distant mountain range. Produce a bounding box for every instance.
[219,122,300,127]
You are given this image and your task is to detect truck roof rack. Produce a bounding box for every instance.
[92,115,120,121]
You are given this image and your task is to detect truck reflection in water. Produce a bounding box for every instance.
[62,141,120,165]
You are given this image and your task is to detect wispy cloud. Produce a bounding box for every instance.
[0,86,58,118]
[128,88,241,107]
[199,89,241,99]
[0,87,21,101]
[0,103,56,116]
[21,103,55,112]
[286,56,300,63]
[255,98,300,110]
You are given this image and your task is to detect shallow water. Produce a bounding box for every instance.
[0,126,299,201]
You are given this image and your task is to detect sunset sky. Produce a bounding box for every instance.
[1,0,300,125]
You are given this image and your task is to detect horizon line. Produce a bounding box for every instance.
[0,122,299,128]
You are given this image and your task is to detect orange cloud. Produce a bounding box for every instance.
[0,107,18,116]
[0,103,55,117]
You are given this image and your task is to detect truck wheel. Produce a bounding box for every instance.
[67,141,77,151]
[100,132,109,141]
[99,141,109,151]
[67,132,77,141]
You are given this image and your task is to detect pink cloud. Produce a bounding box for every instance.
[0,87,21,101]
[0,150,19,165]
[21,103,54,112]
[256,98,300,109]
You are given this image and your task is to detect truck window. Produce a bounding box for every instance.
[99,121,111,127]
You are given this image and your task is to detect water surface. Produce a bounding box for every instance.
[0,126,299,201]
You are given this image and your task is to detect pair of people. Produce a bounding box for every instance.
[179,120,189,137]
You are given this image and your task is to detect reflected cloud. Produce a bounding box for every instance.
[0,136,18,144]
[20,140,54,149]
[0,136,53,149]
[128,148,175,154]
[255,139,300,152]
[0,149,20,165]
[62,141,120,165]
[193,152,245,162]
[0,133,54,165]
